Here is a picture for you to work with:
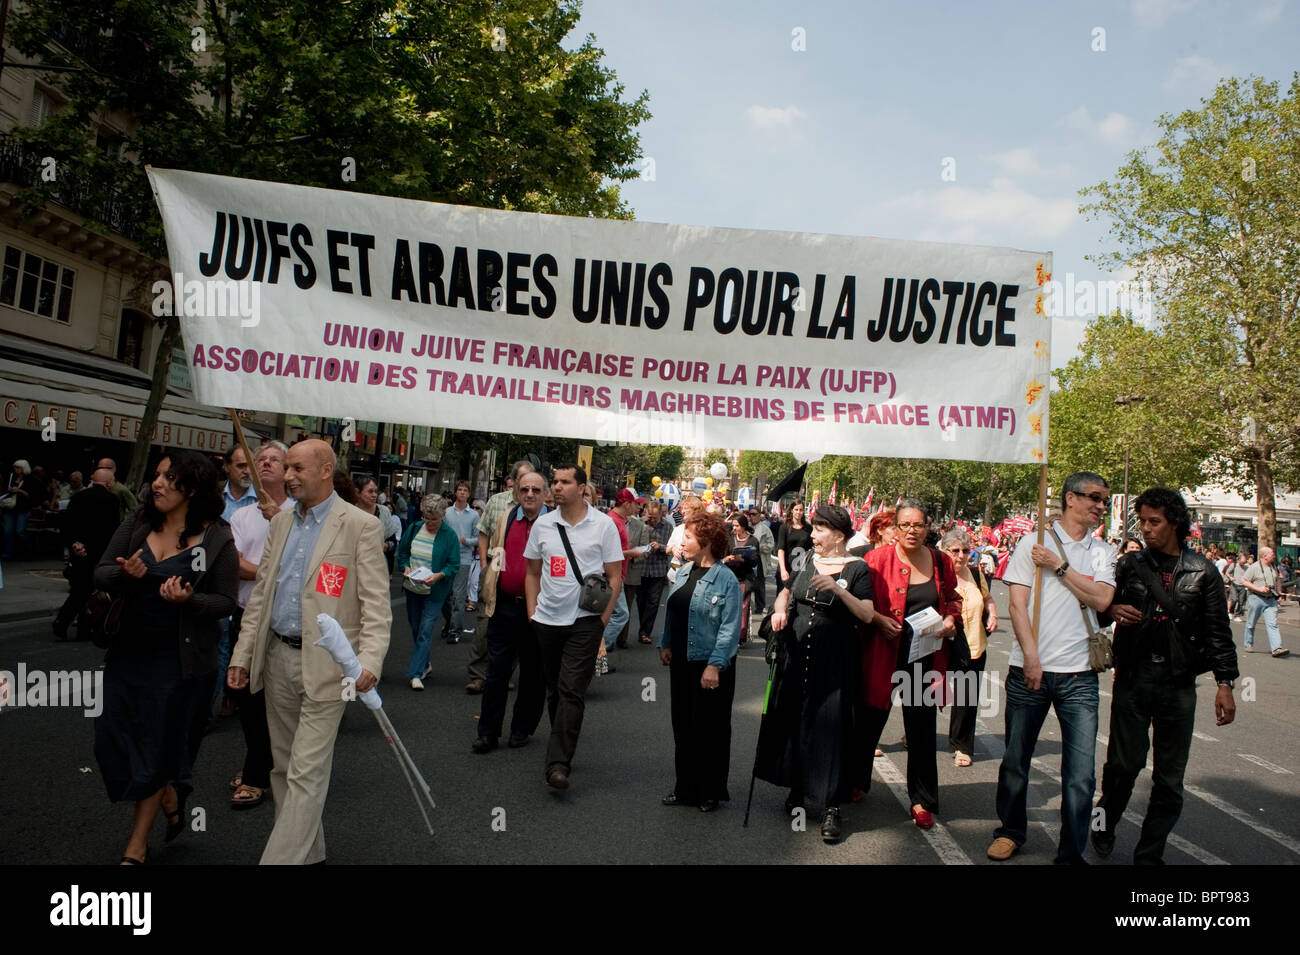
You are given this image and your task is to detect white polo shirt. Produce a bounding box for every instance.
[1004,521,1117,673]
[525,503,623,626]
[228,497,296,607]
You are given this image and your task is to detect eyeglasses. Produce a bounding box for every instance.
[947,547,970,554]
[519,488,543,494]
[896,522,927,532]
[1072,491,1111,507]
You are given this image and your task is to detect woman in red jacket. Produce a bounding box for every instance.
[860,500,962,829]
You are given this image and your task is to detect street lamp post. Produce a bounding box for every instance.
[1114,394,1146,543]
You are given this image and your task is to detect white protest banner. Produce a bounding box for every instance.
[146,168,1051,463]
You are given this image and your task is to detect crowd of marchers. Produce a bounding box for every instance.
[3,444,1288,866]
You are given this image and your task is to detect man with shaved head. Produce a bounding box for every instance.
[229,438,392,863]
[53,467,121,640]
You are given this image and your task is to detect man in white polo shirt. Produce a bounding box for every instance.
[524,463,623,790]
[988,470,1117,864]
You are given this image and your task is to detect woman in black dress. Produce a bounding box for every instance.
[776,501,812,591]
[658,512,744,812]
[94,450,237,864]
[754,505,875,843]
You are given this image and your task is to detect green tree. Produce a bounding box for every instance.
[737,449,798,486]
[1080,75,1300,548]
[11,0,650,489]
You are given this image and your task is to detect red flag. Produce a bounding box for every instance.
[828,481,838,506]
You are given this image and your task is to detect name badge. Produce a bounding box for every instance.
[316,562,347,598]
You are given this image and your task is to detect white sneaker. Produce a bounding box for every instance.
[410,677,425,691]
[421,665,432,680]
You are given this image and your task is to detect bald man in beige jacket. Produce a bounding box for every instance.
[229,440,391,864]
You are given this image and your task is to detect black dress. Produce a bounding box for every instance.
[754,558,872,812]
[667,564,737,803]
[94,547,204,802]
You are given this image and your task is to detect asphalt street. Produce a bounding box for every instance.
[1,575,1297,865]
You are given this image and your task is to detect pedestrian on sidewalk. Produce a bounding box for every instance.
[53,467,120,640]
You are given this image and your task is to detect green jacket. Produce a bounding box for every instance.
[396,520,459,601]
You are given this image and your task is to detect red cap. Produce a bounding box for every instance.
[615,488,639,505]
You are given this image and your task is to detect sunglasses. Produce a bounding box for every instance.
[1072,491,1111,507]
[947,547,970,554]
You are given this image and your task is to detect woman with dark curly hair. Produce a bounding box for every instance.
[94,449,238,864]
[657,512,743,812]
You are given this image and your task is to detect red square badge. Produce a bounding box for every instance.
[549,556,567,578]
[316,562,348,597]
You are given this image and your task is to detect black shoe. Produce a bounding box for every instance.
[507,733,530,748]
[699,799,720,813]
[1091,828,1116,859]
[821,807,842,843]
[616,635,629,649]
[471,737,498,754]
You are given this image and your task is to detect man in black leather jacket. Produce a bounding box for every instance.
[1093,487,1238,864]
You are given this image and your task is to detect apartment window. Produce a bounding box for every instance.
[0,245,75,322]
[29,88,53,127]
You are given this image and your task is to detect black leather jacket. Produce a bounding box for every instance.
[1111,547,1238,685]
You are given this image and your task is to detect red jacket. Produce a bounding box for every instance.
[862,545,963,710]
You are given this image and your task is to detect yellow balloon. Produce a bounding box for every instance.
[702,490,714,501]
[704,477,714,487]
[651,476,662,487]
[655,487,664,498]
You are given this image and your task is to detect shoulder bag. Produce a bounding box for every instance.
[1047,528,1113,672]
[556,524,613,614]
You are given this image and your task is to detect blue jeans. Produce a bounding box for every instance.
[602,591,628,651]
[1244,594,1282,652]
[212,617,235,708]
[406,590,448,680]
[995,666,1099,863]
[2,509,30,559]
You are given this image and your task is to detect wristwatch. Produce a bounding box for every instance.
[1054,560,1070,579]
[1217,680,1234,689]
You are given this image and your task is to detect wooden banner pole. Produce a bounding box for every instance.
[1030,462,1049,646]
[226,408,270,508]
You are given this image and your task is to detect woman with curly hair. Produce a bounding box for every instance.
[658,512,743,813]
[94,450,238,864]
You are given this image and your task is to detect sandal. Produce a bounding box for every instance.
[231,783,267,810]
[119,850,147,865]
[955,752,972,767]
[229,771,243,792]
[1272,648,1290,658]
[639,635,652,644]
[163,782,192,843]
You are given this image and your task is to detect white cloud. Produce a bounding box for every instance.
[985,147,1073,178]
[1062,106,1138,144]
[884,178,1078,243]
[1250,0,1286,23]
[745,105,805,128]
[1133,0,1197,28]
[1162,54,1231,92]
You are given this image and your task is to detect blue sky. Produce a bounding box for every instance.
[575,0,1296,370]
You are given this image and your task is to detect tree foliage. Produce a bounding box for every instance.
[1079,74,1300,546]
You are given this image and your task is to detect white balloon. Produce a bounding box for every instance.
[709,462,728,480]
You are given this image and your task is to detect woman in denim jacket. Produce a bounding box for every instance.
[657,512,743,813]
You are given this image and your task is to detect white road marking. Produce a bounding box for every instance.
[1236,754,1293,775]
[1191,731,1218,742]
[1183,783,1300,858]
[872,754,973,865]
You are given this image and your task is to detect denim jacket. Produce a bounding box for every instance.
[656,561,742,668]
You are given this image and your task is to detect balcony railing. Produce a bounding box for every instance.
[0,132,149,244]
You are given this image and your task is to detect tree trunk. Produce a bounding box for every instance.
[126,317,181,493]
[950,480,960,522]
[984,464,997,527]
[1254,454,1277,550]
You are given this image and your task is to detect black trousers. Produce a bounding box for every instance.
[638,576,667,641]
[1096,658,1197,864]
[535,615,604,771]
[857,660,941,812]
[669,654,737,802]
[55,560,94,631]
[478,596,546,741]
[947,652,987,757]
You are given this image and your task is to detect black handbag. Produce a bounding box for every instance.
[556,524,613,614]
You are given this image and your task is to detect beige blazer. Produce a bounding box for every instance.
[233,496,392,703]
